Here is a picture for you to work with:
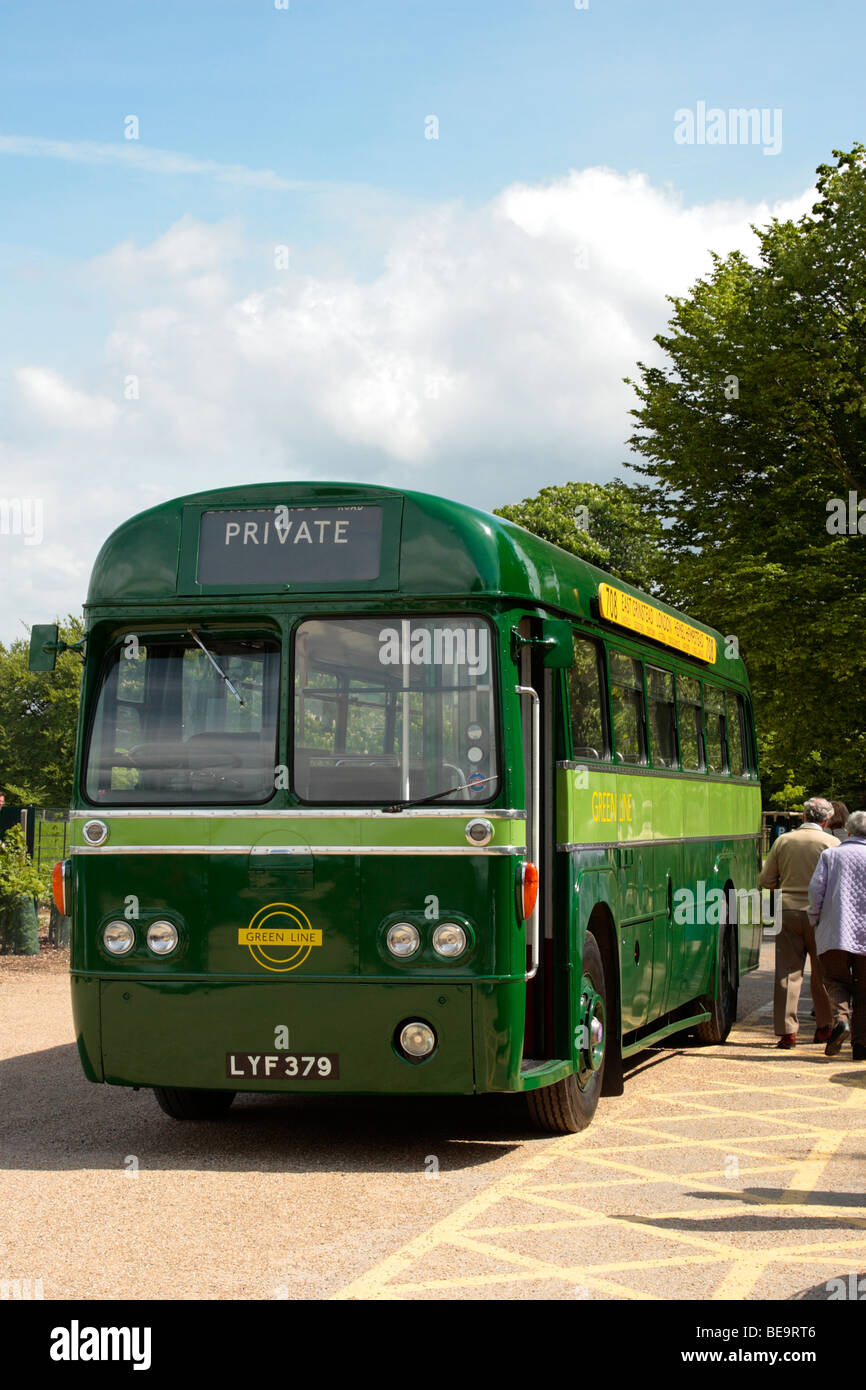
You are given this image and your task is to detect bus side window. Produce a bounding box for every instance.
[703,683,726,774]
[607,650,646,765]
[647,665,677,767]
[726,692,746,776]
[567,635,608,760]
[676,674,704,771]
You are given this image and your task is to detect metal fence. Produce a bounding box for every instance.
[761,810,803,855]
[31,809,70,873]
[10,806,71,873]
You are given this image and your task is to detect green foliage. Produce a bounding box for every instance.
[494,480,664,592]
[0,825,44,909]
[0,615,84,805]
[626,146,866,808]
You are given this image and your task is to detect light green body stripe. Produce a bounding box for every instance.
[557,766,762,844]
[70,813,527,851]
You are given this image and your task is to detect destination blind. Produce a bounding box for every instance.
[597,582,718,662]
[197,505,384,585]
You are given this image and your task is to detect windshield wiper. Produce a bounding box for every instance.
[187,630,245,706]
[383,775,498,813]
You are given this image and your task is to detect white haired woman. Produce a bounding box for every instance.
[808,810,866,1060]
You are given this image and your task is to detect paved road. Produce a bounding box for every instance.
[1,943,865,1301]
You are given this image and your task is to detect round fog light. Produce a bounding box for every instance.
[386,922,420,958]
[147,920,179,955]
[103,920,135,955]
[399,1021,437,1059]
[432,922,467,958]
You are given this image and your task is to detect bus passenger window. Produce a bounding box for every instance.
[567,636,608,760]
[726,692,746,776]
[647,666,677,767]
[608,651,646,765]
[703,684,726,773]
[676,675,704,771]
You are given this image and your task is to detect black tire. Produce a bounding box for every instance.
[527,932,607,1134]
[694,921,738,1044]
[153,1087,236,1120]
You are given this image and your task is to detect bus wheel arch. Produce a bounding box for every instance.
[586,905,624,1098]
[526,909,619,1134]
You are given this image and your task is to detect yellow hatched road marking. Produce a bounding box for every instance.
[330,1034,866,1301]
[712,1128,850,1300]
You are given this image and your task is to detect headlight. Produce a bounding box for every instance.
[432,922,467,958]
[146,920,179,955]
[398,1021,437,1058]
[103,920,135,955]
[386,922,420,958]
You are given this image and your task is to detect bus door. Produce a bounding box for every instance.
[650,842,682,1019]
[646,666,684,1019]
[518,618,571,1063]
[616,846,654,1031]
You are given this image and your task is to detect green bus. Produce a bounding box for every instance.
[34,483,762,1133]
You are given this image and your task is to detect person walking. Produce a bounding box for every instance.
[808,810,866,1060]
[759,797,836,1049]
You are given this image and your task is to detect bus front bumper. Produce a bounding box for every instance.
[71,975,526,1095]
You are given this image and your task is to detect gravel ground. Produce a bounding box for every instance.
[0,941,68,977]
[1,942,864,1301]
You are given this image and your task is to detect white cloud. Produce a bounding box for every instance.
[0,164,816,642]
[15,368,121,434]
[0,133,319,192]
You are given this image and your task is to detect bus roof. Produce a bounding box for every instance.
[86,481,747,684]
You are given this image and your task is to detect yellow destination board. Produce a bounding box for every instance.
[597,583,717,663]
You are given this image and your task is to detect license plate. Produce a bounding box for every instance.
[226,1052,340,1080]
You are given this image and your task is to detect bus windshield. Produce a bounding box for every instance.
[84,636,280,805]
[293,616,499,804]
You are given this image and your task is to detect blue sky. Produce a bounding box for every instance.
[1,0,864,636]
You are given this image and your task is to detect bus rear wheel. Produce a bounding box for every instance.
[153,1087,236,1120]
[694,922,738,1045]
[526,932,606,1135]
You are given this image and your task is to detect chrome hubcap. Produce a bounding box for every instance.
[577,972,605,1087]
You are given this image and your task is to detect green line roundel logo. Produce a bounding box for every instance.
[237,903,322,973]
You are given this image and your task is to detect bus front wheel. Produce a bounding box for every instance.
[153,1087,236,1120]
[526,932,606,1135]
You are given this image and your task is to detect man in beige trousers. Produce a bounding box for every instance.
[759,797,836,1048]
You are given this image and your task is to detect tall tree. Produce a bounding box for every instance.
[0,616,84,805]
[495,480,664,592]
[626,147,866,808]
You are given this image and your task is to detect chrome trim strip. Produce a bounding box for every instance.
[71,844,524,857]
[71,808,526,820]
[516,684,540,983]
[556,760,759,786]
[557,831,761,852]
[72,845,249,855]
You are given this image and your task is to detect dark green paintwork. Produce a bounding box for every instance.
[85,481,745,685]
[65,483,761,1100]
